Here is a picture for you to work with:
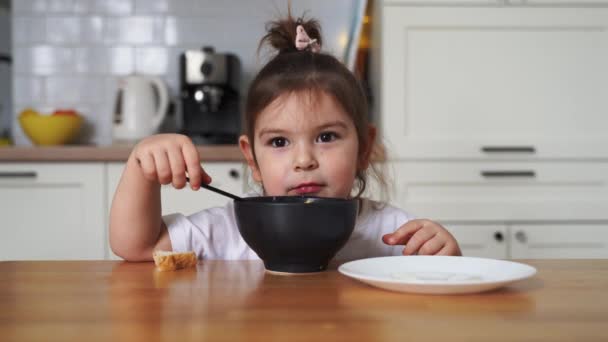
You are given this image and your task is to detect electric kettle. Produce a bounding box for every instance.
[113,75,169,141]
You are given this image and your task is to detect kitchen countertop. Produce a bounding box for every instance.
[1,259,607,341]
[0,144,244,162]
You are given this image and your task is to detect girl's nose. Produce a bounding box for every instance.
[294,145,319,171]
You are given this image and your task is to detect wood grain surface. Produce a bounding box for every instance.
[1,259,607,341]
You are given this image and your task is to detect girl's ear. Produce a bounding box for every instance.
[358,125,377,170]
[239,135,263,183]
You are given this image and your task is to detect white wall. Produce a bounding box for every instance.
[11,0,365,146]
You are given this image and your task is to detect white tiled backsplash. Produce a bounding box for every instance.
[11,0,364,145]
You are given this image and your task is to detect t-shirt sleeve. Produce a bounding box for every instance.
[162,203,256,260]
[163,212,212,259]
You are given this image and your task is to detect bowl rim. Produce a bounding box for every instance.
[235,195,357,204]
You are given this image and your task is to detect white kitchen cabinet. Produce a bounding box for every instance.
[384,0,503,4]
[383,0,608,5]
[373,1,608,259]
[525,0,608,4]
[390,161,608,222]
[0,163,105,260]
[510,224,608,259]
[388,161,608,258]
[444,224,508,259]
[379,6,608,159]
[445,223,608,259]
[106,162,246,259]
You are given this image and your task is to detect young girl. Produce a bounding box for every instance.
[109,15,461,262]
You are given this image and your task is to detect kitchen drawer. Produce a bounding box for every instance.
[510,223,608,259]
[0,163,105,260]
[391,161,608,221]
[385,0,502,4]
[444,222,608,259]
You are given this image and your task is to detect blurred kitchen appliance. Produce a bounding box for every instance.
[0,4,11,143]
[0,53,10,143]
[113,75,169,141]
[180,46,241,144]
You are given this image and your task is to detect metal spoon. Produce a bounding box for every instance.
[185,177,242,201]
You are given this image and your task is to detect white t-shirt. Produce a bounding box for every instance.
[164,196,414,263]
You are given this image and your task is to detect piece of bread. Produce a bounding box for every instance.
[153,250,198,271]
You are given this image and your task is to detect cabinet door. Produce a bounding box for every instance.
[510,224,608,259]
[387,0,502,4]
[444,224,508,259]
[0,163,105,260]
[390,161,608,222]
[381,7,608,158]
[525,0,608,4]
[106,162,246,259]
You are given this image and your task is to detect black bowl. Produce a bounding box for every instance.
[234,196,358,273]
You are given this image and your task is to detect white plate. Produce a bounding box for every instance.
[338,256,537,295]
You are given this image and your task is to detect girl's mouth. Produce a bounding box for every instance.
[291,183,323,195]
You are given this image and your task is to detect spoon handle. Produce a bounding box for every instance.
[185,177,242,201]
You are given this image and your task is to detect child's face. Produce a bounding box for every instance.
[240,91,371,198]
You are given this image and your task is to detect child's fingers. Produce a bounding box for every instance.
[382,219,424,245]
[166,146,187,189]
[181,142,209,190]
[437,242,460,256]
[138,152,157,181]
[382,219,462,256]
[152,150,172,185]
[416,236,446,255]
[402,228,436,256]
[436,243,453,256]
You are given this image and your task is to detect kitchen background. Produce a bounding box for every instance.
[2,0,608,261]
[1,0,367,146]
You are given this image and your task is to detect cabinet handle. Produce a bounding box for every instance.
[515,231,527,243]
[481,170,536,178]
[0,171,37,179]
[481,146,535,153]
[494,232,504,242]
[229,169,240,179]
[0,54,11,64]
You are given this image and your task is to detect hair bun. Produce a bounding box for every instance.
[261,15,322,55]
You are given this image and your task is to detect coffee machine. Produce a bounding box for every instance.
[180,46,241,144]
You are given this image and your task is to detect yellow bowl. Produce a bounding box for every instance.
[19,114,83,146]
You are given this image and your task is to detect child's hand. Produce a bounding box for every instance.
[131,134,212,190]
[382,219,462,256]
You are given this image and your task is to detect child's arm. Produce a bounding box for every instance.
[382,219,462,256]
[109,134,211,261]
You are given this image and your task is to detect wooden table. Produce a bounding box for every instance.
[1,260,607,341]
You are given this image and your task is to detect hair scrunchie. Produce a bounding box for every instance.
[295,25,321,53]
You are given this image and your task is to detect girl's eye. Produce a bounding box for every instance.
[317,132,338,143]
[269,137,289,148]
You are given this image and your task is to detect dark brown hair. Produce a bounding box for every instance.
[245,12,380,198]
